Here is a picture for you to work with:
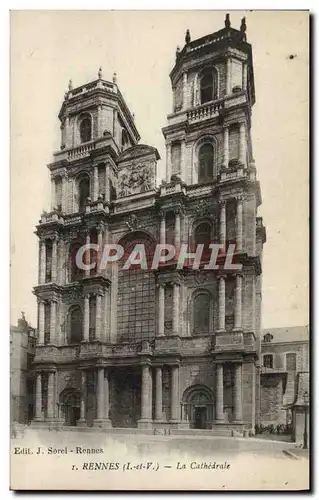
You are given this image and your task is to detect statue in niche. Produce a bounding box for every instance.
[140,166,152,192]
[119,173,130,197]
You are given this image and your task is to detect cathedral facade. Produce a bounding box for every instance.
[32,15,266,435]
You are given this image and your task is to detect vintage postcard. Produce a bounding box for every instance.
[10,10,310,490]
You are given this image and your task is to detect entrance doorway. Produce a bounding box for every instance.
[194,406,207,429]
[182,384,215,429]
[59,389,80,426]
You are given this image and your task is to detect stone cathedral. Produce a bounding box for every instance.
[32,15,266,435]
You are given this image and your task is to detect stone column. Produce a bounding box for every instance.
[104,163,110,203]
[57,237,64,285]
[103,290,109,342]
[97,225,103,274]
[239,122,246,166]
[139,365,152,427]
[51,236,58,283]
[39,239,46,285]
[181,140,186,183]
[226,58,232,94]
[93,165,98,202]
[51,177,56,211]
[83,295,90,342]
[95,293,102,340]
[104,370,111,421]
[35,372,42,420]
[47,371,55,420]
[172,283,180,335]
[236,196,243,252]
[49,300,57,344]
[182,71,187,110]
[78,371,87,424]
[160,212,166,246]
[234,274,243,330]
[85,231,90,277]
[234,364,243,422]
[96,368,104,421]
[61,175,67,213]
[218,276,226,331]
[215,363,224,422]
[155,367,163,421]
[223,127,229,168]
[174,209,181,250]
[219,201,226,250]
[166,143,172,182]
[38,300,45,344]
[158,285,165,336]
[242,62,248,91]
[170,365,179,422]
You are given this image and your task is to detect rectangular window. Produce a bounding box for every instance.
[286,353,297,371]
[263,354,273,369]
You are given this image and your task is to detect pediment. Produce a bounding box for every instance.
[117,144,160,163]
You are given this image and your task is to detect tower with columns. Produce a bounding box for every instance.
[32,15,266,434]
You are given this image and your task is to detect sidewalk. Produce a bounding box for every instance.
[283,447,309,460]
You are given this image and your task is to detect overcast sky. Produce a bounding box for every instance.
[10,10,309,328]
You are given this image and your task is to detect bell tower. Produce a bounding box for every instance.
[163,14,255,186]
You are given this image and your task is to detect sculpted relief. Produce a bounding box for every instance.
[118,163,154,198]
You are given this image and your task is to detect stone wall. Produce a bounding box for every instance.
[260,374,286,425]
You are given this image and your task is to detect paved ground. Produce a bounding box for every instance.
[11,428,310,490]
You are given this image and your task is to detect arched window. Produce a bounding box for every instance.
[78,176,90,213]
[69,306,83,344]
[70,241,85,281]
[198,143,214,183]
[194,222,212,261]
[195,222,211,247]
[193,293,211,334]
[121,129,129,149]
[200,70,218,104]
[80,117,92,143]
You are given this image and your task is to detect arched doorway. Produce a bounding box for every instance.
[182,385,215,429]
[59,389,81,426]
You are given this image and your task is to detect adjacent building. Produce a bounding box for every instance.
[31,15,266,435]
[260,326,309,427]
[10,315,36,424]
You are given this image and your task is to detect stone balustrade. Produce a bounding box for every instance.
[67,141,96,161]
[187,100,224,123]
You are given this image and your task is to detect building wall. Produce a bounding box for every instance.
[10,320,36,423]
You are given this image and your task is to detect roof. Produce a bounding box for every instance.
[262,326,309,344]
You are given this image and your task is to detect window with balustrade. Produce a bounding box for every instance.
[200,69,218,104]
[198,143,214,183]
[80,116,92,143]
